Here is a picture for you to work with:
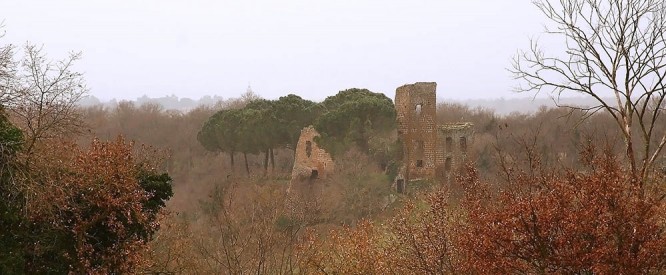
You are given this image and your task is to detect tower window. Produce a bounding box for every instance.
[459,137,467,153]
[415,104,422,115]
[306,141,312,158]
[416,160,424,167]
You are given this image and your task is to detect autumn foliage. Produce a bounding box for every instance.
[460,146,666,274]
[27,137,172,273]
[298,191,461,274]
[0,126,172,273]
[299,145,666,274]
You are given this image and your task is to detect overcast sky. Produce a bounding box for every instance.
[2,1,547,101]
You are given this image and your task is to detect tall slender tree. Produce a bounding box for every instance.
[512,0,666,187]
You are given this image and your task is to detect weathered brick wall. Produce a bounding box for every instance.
[436,123,475,183]
[290,126,335,182]
[286,126,335,216]
[395,82,438,180]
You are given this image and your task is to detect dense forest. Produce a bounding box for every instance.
[5,89,665,273]
[3,0,666,274]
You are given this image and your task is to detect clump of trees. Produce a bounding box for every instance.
[314,88,396,154]
[0,32,173,274]
[198,93,318,175]
[197,88,398,176]
[23,137,172,274]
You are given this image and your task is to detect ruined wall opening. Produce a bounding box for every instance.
[445,157,452,173]
[416,159,424,167]
[397,179,405,193]
[306,141,312,158]
[459,137,467,153]
[446,137,453,152]
[310,169,319,180]
[415,104,422,115]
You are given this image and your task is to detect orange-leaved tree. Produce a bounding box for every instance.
[25,136,172,274]
[459,145,666,274]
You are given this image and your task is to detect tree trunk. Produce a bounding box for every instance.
[244,152,250,177]
[263,149,269,174]
[270,148,275,172]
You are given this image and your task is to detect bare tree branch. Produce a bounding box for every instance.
[1,42,88,159]
[513,0,666,188]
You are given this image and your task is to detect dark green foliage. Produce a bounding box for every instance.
[198,109,242,154]
[314,88,396,155]
[197,89,397,175]
[272,94,318,149]
[198,95,317,174]
[319,88,392,111]
[239,101,278,154]
[197,111,226,152]
[0,114,174,273]
[198,109,244,165]
[0,111,69,274]
[0,109,26,274]
[0,112,23,155]
[139,171,174,215]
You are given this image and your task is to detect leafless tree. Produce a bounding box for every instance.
[512,0,666,187]
[2,43,88,157]
[0,24,15,103]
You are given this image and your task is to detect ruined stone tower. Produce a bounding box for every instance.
[395,82,474,187]
[395,82,438,181]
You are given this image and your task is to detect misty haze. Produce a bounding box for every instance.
[1,1,666,274]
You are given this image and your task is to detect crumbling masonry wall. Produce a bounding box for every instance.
[286,126,335,218]
[290,126,335,182]
[436,123,474,183]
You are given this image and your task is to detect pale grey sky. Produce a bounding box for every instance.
[2,1,546,101]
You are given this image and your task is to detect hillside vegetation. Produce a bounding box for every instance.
[2,0,666,273]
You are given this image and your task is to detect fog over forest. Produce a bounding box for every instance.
[79,94,607,116]
[2,1,666,274]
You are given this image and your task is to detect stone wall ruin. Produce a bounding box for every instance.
[286,82,473,194]
[395,82,474,186]
[437,122,474,183]
[286,126,336,218]
[289,126,335,183]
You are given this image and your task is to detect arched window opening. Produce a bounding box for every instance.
[306,141,312,158]
[459,137,467,153]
